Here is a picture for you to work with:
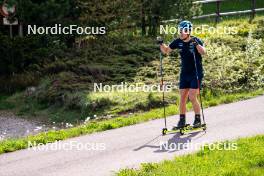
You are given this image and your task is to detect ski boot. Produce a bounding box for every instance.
[172,115,186,130]
[193,114,202,128]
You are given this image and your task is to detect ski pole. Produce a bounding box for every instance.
[159,52,167,128]
[191,45,206,125]
[157,36,167,128]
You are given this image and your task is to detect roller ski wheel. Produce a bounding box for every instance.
[180,129,185,135]
[162,128,168,135]
[162,127,180,135]
[202,124,207,131]
[179,124,189,135]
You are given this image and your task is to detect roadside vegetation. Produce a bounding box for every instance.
[117,135,264,176]
[0,89,263,155]
[1,16,263,124]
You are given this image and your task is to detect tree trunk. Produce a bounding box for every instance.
[141,0,146,36]
[19,22,23,37]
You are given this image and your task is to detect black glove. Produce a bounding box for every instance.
[156,36,163,45]
[190,37,199,46]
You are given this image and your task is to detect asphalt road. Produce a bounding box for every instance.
[0,95,264,176]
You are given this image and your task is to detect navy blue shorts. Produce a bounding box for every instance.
[179,75,203,89]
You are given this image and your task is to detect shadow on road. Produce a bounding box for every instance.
[133,131,206,153]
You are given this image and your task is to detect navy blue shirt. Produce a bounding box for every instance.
[169,36,204,79]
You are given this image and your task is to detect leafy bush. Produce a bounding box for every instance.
[204,32,264,92]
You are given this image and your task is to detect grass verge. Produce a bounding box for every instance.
[0,89,263,155]
[202,0,264,14]
[117,135,264,176]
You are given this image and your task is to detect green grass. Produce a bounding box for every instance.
[192,0,264,24]
[202,0,264,14]
[0,89,263,155]
[117,135,264,176]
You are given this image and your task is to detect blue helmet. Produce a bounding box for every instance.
[178,20,193,32]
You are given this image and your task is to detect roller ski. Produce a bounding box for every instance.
[162,115,206,135]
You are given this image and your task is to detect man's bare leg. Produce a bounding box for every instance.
[176,89,189,128]
[189,88,202,127]
[188,88,200,114]
[179,89,189,114]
